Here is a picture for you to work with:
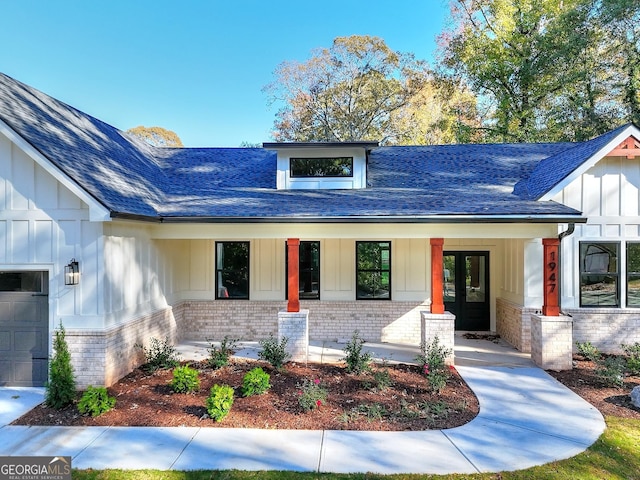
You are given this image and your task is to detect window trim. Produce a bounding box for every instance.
[215,241,250,300]
[289,157,354,178]
[356,241,392,301]
[285,240,321,300]
[579,241,620,308]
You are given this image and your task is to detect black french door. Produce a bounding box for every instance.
[443,251,490,330]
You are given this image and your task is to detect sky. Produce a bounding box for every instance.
[0,1,449,147]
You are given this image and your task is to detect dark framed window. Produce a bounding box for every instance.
[216,242,249,299]
[579,242,619,307]
[627,243,640,307]
[285,241,320,300]
[356,241,391,300]
[290,157,353,177]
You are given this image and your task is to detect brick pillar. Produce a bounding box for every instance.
[542,238,560,316]
[431,238,445,314]
[287,238,300,312]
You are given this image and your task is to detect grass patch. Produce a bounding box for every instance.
[72,416,640,480]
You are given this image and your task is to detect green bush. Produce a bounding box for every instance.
[342,330,372,374]
[135,336,180,373]
[576,341,601,362]
[621,342,640,375]
[297,378,328,412]
[207,335,239,369]
[45,323,76,409]
[170,365,200,393]
[206,384,235,422]
[595,356,626,388]
[415,336,452,393]
[362,362,393,391]
[241,367,271,397]
[78,386,116,417]
[258,334,291,369]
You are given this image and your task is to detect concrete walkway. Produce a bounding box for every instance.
[0,336,605,474]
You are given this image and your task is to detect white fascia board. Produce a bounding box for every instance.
[0,117,111,222]
[540,124,640,201]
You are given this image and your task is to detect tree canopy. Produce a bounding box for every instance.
[265,35,479,145]
[126,126,184,148]
[438,0,640,142]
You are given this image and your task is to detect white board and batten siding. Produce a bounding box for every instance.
[554,154,640,308]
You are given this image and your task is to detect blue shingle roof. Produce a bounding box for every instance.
[514,124,633,200]
[0,71,611,222]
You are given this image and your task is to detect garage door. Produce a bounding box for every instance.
[0,272,48,387]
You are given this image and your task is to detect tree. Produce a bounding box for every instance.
[45,323,76,409]
[126,126,183,147]
[265,35,476,145]
[439,0,599,142]
[439,0,640,142]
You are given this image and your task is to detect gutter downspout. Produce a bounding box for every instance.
[557,223,576,315]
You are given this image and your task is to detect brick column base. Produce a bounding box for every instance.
[531,314,573,371]
[278,309,309,363]
[420,311,455,365]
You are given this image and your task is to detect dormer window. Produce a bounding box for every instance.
[290,157,353,177]
[263,141,378,190]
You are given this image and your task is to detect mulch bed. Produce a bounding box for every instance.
[13,359,479,431]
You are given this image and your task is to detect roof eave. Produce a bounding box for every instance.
[110,212,587,224]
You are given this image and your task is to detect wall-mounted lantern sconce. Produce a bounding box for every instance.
[64,259,79,286]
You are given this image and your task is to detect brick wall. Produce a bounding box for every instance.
[178,300,427,344]
[496,298,539,353]
[565,308,640,354]
[421,312,455,365]
[63,307,178,388]
[531,314,573,371]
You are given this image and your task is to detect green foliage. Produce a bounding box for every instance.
[621,342,640,375]
[258,334,291,369]
[207,336,239,369]
[297,378,328,412]
[362,364,393,391]
[170,365,200,393]
[415,335,452,393]
[77,386,116,417]
[135,336,180,373]
[356,402,387,421]
[241,367,271,397]
[206,384,234,422]
[595,356,626,388]
[45,323,76,409]
[341,330,372,374]
[576,341,602,361]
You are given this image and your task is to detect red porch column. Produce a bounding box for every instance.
[287,238,300,312]
[542,238,560,316]
[430,238,445,314]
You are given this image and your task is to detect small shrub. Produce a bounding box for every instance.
[207,336,239,369]
[135,336,180,372]
[362,365,393,391]
[258,334,291,369]
[206,384,235,422]
[241,367,271,397]
[342,330,372,374]
[621,342,640,375]
[297,378,328,411]
[595,356,625,388]
[171,365,200,393]
[45,323,76,409]
[415,336,452,393]
[357,402,387,421]
[576,341,601,362]
[78,386,116,417]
